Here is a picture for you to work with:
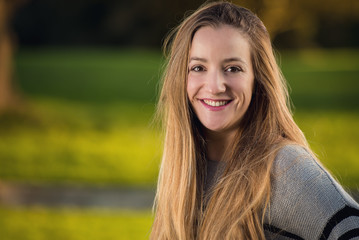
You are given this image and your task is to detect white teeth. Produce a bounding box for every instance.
[203,99,229,107]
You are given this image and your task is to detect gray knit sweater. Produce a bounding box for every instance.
[205,145,359,239]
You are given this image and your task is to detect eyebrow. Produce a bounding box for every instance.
[189,57,207,62]
[223,57,246,65]
[189,56,247,66]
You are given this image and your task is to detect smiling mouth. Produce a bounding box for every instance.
[202,99,232,107]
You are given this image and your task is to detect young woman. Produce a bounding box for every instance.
[151,1,359,239]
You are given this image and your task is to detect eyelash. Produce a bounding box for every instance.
[189,65,243,73]
[190,65,205,72]
[225,66,242,73]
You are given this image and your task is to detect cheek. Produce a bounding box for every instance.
[247,81,254,96]
[232,78,254,101]
[186,76,199,100]
[233,82,249,94]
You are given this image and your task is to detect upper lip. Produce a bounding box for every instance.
[200,98,232,101]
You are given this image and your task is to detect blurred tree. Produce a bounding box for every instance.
[85,0,205,46]
[234,0,359,48]
[0,0,27,113]
[10,0,359,48]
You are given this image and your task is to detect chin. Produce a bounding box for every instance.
[202,123,228,133]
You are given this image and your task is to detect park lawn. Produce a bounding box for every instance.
[0,206,153,240]
[0,48,358,188]
[295,110,359,189]
[14,48,163,104]
[0,99,161,186]
[280,49,359,110]
[0,99,358,188]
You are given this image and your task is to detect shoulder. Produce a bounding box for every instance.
[264,144,359,240]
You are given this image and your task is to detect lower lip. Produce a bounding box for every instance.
[200,100,231,111]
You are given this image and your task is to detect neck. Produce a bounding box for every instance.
[204,129,236,162]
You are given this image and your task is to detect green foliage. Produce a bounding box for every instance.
[0,206,153,240]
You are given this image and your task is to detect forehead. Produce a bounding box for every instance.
[190,25,251,61]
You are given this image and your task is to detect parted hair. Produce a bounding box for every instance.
[151,1,308,239]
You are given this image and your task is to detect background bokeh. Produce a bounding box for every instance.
[0,0,358,239]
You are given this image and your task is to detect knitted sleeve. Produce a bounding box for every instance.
[264,145,359,240]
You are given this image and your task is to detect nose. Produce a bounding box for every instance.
[206,70,226,94]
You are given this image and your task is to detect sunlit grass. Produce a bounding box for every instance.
[0,99,161,186]
[0,99,358,188]
[295,110,359,189]
[0,206,153,240]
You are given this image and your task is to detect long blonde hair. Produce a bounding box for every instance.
[151,1,308,239]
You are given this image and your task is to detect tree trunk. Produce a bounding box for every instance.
[0,0,25,113]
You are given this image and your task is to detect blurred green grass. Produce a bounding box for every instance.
[280,49,359,110]
[0,47,358,240]
[14,48,162,103]
[0,206,153,240]
[0,101,161,186]
[0,48,358,188]
[295,111,359,188]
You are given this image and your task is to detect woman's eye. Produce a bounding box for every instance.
[191,66,204,72]
[225,66,242,73]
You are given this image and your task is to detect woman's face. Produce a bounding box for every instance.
[187,25,254,136]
